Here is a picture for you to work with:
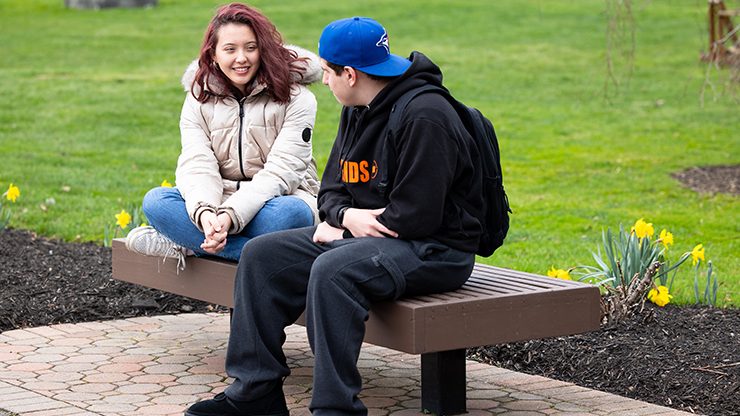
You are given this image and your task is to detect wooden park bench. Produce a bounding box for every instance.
[111,238,600,415]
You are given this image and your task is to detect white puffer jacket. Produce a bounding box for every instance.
[176,45,321,233]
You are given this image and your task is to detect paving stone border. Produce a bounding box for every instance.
[0,313,694,416]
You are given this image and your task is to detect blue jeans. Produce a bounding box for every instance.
[141,187,314,261]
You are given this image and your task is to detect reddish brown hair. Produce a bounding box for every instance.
[192,2,304,103]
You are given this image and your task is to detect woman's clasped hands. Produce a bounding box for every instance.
[200,211,233,254]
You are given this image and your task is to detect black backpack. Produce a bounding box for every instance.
[385,84,511,257]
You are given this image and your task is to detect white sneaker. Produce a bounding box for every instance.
[125,226,187,272]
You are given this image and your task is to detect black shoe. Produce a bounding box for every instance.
[184,391,289,416]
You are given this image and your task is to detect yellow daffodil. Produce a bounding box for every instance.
[547,266,572,280]
[631,218,654,239]
[658,229,674,249]
[647,285,673,307]
[5,183,20,202]
[115,209,132,229]
[691,244,705,266]
[161,179,173,188]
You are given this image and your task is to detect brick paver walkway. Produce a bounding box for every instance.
[0,313,693,416]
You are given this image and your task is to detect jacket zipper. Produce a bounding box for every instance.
[237,97,247,180]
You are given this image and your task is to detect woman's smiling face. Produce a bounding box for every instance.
[213,22,261,94]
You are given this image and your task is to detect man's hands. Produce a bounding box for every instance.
[312,207,399,245]
[342,208,398,238]
[199,211,233,254]
[312,221,345,244]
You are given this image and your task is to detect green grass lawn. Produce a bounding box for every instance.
[0,0,737,306]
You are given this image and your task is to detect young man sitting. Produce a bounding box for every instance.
[186,15,484,416]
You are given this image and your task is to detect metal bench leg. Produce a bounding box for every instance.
[421,349,466,415]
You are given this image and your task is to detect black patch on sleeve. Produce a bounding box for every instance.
[302,127,312,143]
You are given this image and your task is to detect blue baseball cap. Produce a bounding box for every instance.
[318,17,411,77]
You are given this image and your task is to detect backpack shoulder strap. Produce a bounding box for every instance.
[386,84,448,137]
[377,85,448,197]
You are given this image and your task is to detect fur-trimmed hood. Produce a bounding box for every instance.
[180,44,322,95]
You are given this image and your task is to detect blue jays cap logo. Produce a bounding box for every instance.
[376,31,390,53]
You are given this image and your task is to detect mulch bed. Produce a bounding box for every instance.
[672,165,740,195]
[470,306,739,416]
[0,228,224,330]
[1,228,738,416]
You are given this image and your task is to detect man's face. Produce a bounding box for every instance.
[320,59,352,106]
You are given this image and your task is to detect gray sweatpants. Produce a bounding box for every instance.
[223,226,474,415]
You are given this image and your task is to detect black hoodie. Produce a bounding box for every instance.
[318,52,484,253]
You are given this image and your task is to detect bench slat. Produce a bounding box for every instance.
[474,265,583,287]
[112,238,601,354]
